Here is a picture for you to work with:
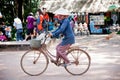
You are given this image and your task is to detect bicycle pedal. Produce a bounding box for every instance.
[51,60,56,63]
[60,63,72,67]
[56,63,62,66]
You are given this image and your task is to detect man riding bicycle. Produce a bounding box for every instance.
[48,8,75,67]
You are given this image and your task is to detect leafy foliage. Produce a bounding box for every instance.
[0,0,41,25]
[117,31,120,34]
[0,0,41,40]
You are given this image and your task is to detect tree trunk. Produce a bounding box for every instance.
[17,0,23,21]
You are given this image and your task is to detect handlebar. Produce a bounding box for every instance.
[41,31,51,44]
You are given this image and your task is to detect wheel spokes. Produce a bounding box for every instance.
[70,50,82,63]
[65,49,91,75]
[33,51,41,64]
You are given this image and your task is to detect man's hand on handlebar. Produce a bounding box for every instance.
[46,32,53,38]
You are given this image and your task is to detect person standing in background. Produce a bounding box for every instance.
[83,22,90,36]
[48,18,54,31]
[13,17,23,41]
[70,18,75,33]
[111,14,118,25]
[36,9,44,35]
[42,7,49,32]
[26,12,36,40]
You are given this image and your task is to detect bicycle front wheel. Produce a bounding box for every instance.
[20,49,49,76]
[65,48,91,75]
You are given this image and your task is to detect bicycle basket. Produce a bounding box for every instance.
[30,39,41,49]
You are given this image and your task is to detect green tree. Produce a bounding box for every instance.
[0,0,41,40]
[0,0,41,24]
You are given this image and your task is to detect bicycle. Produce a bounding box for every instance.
[20,32,91,76]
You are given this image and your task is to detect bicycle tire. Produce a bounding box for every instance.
[20,49,49,76]
[65,48,91,75]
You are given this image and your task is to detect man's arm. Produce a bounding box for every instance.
[52,19,68,37]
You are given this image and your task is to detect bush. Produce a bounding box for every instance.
[117,31,120,34]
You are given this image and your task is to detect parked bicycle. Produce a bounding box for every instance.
[20,32,91,76]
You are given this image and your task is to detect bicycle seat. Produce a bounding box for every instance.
[70,43,80,49]
[70,43,88,51]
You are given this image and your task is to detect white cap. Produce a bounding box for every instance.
[54,7,70,15]
[14,17,22,24]
[29,12,33,15]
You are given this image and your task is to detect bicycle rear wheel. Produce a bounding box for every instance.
[20,49,49,76]
[65,48,91,75]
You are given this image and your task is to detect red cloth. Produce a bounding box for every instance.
[37,15,43,30]
[43,13,49,21]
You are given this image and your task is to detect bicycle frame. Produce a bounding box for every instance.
[37,32,88,63]
[36,33,57,62]
[39,43,56,61]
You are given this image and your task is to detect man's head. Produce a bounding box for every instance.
[37,9,43,15]
[57,15,68,20]
[42,7,47,15]
[29,12,33,16]
[54,8,70,20]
